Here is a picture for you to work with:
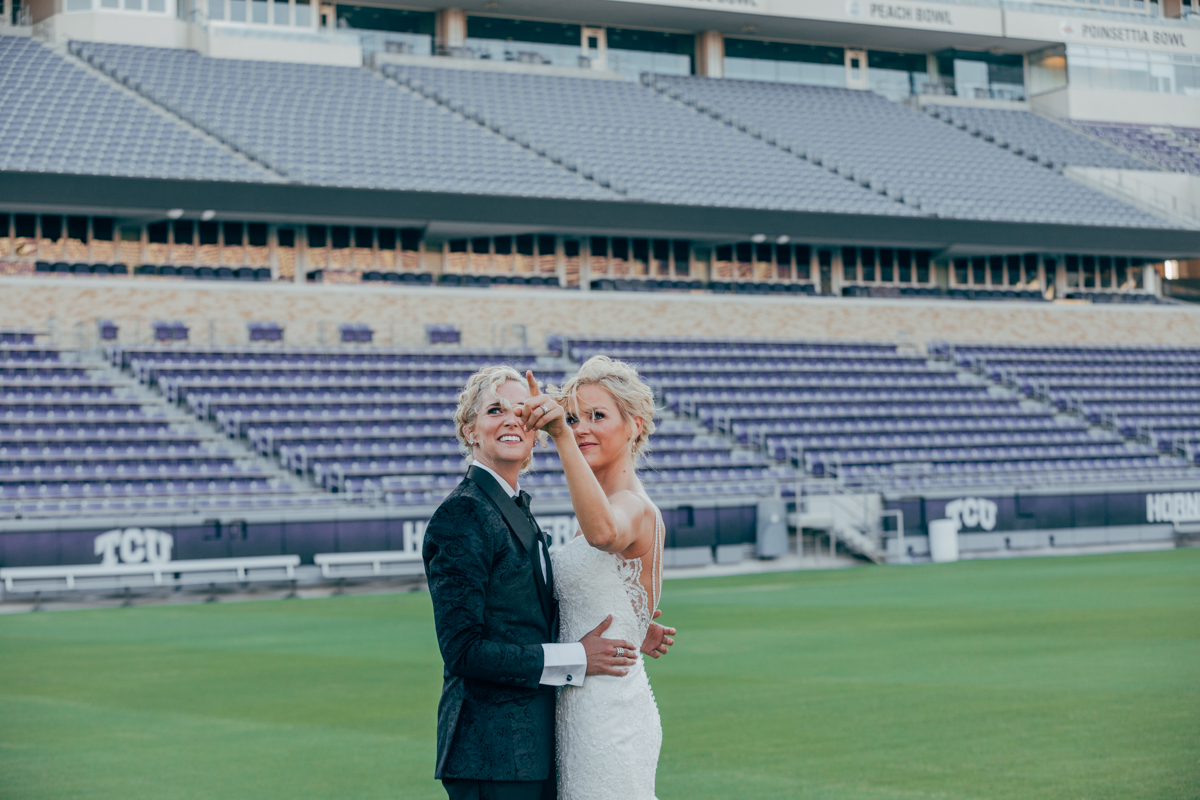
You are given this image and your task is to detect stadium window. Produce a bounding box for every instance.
[915,251,931,284]
[724,39,844,87]
[971,257,986,286]
[1044,258,1057,292]
[715,245,733,262]
[400,229,423,251]
[41,215,63,241]
[879,249,894,283]
[224,222,244,246]
[248,223,267,247]
[330,226,350,249]
[1023,254,1039,287]
[273,0,288,24]
[936,50,1026,101]
[794,246,811,281]
[673,241,691,276]
[867,51,929,101]
[0,213,8,239]
[337,5,432,34]
[93,218,115,241]
[230,0,245,21]
[1006,255,1021,287]
[449,239,468,253]
[471,237,490,255]
[755,243,773,265]
[354,227,373,249]
[14,214,35,239]
[564,240,580,257]
[539,235,557,257]
[1064,255,1080,288]
[611,238,629,261]
[308,225,327,249]
[1114,257,1128,288]
[860,248,876,282]
[605,28,694,80]
[897,250,912,283]
[818,250,833,293]
[147,221,169,245]
[591,237,609,259]
[199,221,219,246]
[494,236,513,256]
[1082,255,1096,288]
[517,235,535,258]
[842,247,858,281]
[295,0,310,27]
[252,0,268,23]
[735,243,753,263]
[953,258,968,285]
[988,256,1004,286]
[173,220,193,246]
[67,216,88,243]
[278,228,296,248]
[377,229,396,251]
[1099,256,1113,289]
[208,0,223,18]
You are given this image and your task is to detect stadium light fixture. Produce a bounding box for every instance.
[166,208,184,220]
[1164,260,1179,280]
[751,233,766,243]
[201,210,216,221]
[776,235,790,245]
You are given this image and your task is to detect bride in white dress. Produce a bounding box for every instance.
[516,357,665,800]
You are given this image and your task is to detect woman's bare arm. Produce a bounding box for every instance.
[517,372,655,556]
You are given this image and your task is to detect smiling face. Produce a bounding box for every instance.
[464,379,536,474]
[566,384,642,472]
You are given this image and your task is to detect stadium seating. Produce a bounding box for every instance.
[109,343,793,505]
[922,104,1149,171]
[0,36,267,183]
[1068,121,1200,175]
[644,75,1172,228]
[381,63,917,215]
[69,41,613,199]
[560,335,1200,492]
[0,339,329,518]
[944,342,1200,466]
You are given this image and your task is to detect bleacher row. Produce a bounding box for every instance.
[0,36,1182,230]
[2,329,1199,520]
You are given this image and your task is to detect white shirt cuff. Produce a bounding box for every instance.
[540,642,586,687]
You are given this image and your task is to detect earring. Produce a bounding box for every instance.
[468,440,476,445]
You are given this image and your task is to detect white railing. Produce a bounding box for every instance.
[1063,168,1200,230]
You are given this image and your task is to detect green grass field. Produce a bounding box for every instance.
[2,549,1197,800]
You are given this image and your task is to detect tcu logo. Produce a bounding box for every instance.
[94,528,175,566]
[944,498,998,532]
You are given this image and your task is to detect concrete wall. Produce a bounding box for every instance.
[4,276,1200,350]
[1033,86,1200,127]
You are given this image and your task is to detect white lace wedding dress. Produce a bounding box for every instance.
[552,508,663,800]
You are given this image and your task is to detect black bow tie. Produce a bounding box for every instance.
[515,489,533,509]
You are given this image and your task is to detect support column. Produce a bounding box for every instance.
[555,236,566,288]
[694,30,724,77]
[294,226,307,284]
[436,7,466,54]
[268,224,279,280]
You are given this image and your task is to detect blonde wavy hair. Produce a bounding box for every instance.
[555,355,657,465]
[453,365,536,471]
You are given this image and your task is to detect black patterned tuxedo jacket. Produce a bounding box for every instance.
[423,465,559,782]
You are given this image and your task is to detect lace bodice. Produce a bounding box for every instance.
[551,507,663,800]
[551,510,662,647]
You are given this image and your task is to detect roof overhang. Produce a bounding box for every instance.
[3,171,1196,258]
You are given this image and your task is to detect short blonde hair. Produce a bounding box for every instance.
[453,365,535,471]
[555,355,656,465]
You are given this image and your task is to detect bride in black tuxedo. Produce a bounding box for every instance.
[422,365,674,800]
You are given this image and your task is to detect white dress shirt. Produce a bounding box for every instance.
[473,461,586,687]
